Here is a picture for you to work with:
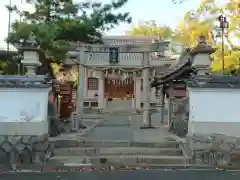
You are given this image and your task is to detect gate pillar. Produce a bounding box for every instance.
[135,77,141,109]
[98,71,105,109]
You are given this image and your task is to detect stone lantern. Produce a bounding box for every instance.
[190,36,215,75]
[15,37,42,75]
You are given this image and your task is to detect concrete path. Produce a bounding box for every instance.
[81,112,178,143]
[51,105,179,144]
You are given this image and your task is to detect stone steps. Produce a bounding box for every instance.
[51,140,180,148]
[3,162,196,171]
[0,140,187,171]
[48,139,187,168]
[49,155,186,166]
[54,147,182,156]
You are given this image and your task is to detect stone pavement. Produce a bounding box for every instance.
[81,113,178,143]
[45,109,187,168]
[16,99,185,170]
[51,99,175,144]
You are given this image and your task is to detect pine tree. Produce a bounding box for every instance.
[7,0,132,62]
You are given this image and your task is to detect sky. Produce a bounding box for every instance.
[0,0,203,50]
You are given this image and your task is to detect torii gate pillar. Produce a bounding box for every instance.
[140,52,152,128]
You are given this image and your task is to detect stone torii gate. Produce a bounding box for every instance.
[71,42,169,130]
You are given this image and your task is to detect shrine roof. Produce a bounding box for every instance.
[187,76,240,89]
[102,35,158,41]
[151,38,215,88]
[151,49,195,87]
[0,75,52,88]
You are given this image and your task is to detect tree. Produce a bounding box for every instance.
[6,0,132,63]
[173,0,240,74]
[127,21,172,40]
[0,51,21,75]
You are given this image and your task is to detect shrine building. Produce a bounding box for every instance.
[65,36,181,110]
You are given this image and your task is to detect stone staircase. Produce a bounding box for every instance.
[46,140,187,169]
[42,99,188,169]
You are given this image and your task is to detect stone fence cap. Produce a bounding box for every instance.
[187,75,240,89]
[0,75,52,88]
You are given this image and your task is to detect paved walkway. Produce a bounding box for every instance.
[51,112,180,144]
[82,113,179,142]
[51,99,180,143]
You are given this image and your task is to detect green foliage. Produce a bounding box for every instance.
[0,60,20,75]
[172,0,240,73]
[7,0,132,63]
[127,21,172,40]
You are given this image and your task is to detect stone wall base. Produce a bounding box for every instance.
[0,121,52,170]
[0,121,48,136]
[186,121,240,166]
[188,121,240,137]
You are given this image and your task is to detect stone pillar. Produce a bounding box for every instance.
[135,77,141,109]
[98,71,105,109]
[167,97,173,127]
[141,52,153,128]
[132,74,137,109]
[77,48,86,114]
[160,86,165,124]
[84,68,88,97]
[21,50,41,75]
[71,48,86,131]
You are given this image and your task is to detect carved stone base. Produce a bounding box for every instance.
[0,134,53,170]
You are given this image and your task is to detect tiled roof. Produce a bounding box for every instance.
[188,76,240,89]
[101,36,171,61]
[70,36,173,62]
[102,35,158,41]
[0,75,51,88]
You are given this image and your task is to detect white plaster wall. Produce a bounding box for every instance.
[86,90,98,98]
[0,88,50,122]
[189,88,240,122]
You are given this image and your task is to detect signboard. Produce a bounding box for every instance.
[168,81,186,98]
[109,47,119,64]
[168,88,186,98]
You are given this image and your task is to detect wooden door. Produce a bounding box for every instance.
[105,78,134,98]
[58,83,74,120]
